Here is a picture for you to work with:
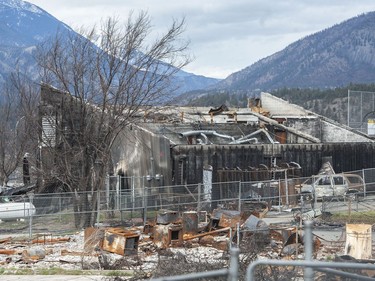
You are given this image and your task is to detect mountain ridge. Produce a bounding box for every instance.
[0,0,219,92]
[210,11,375,92]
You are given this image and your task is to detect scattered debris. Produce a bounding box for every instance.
[292,207,322,223]
[208,104,229,116]
[0,206,371,278]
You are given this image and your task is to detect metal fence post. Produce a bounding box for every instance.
[279,179,283,209]
[116,175,120,210]
[228,247,240,281]
[105,175,110,210]
[197,182,201,212]
[236,222,240,247]
[284,170,289,206]
[304,221,314,281]
[59,195,62,222]
[132,176,135,211]
[362,169,366,197]
[238,181,242,212]
[28,192,34,239]
[144,180,148,226]
[96,190,101,226]
[278,179,281,212]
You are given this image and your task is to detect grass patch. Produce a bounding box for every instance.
[36,267,84,275]
[0,219,28,230]
[0,268,76,276]
[330,210,375,224]
[0,267,133,277]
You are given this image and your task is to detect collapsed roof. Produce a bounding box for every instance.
[131,92,374,145]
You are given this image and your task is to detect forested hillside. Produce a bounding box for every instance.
[213,12,375,92]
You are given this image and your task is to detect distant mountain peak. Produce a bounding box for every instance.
[0,0,42,14]
[0,0,218,93]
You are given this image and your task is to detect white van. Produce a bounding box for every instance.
[298,173,365,201]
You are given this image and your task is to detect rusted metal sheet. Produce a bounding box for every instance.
[102,227,140,256]
[153,224,183,248]
[219,212,241,228]
[157,209,180,225]
[211,209,241,228]
[153,224,169,249]
[182,211,198,235]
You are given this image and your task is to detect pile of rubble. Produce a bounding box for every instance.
[0,207,374,279]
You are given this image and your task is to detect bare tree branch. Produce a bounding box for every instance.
[35,11,190,228]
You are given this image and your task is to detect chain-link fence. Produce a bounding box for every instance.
[1,168,375,237]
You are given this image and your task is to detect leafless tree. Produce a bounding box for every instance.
[35,11,190,228]
[0,76,38,187]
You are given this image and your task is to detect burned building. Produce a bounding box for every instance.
[112,92,375,187]
[39,85,375,194]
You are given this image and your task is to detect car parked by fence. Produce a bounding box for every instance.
[297,173,365,202]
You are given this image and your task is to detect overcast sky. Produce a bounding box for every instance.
[26,0,375,79]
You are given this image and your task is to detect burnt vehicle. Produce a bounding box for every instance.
[297,173,365,202]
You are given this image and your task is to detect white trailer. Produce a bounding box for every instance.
[0,202,36,221]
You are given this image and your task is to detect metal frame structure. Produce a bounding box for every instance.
[347,89,375,134]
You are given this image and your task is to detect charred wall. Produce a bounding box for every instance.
[112,127,172,191]
[172,143,375,185]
